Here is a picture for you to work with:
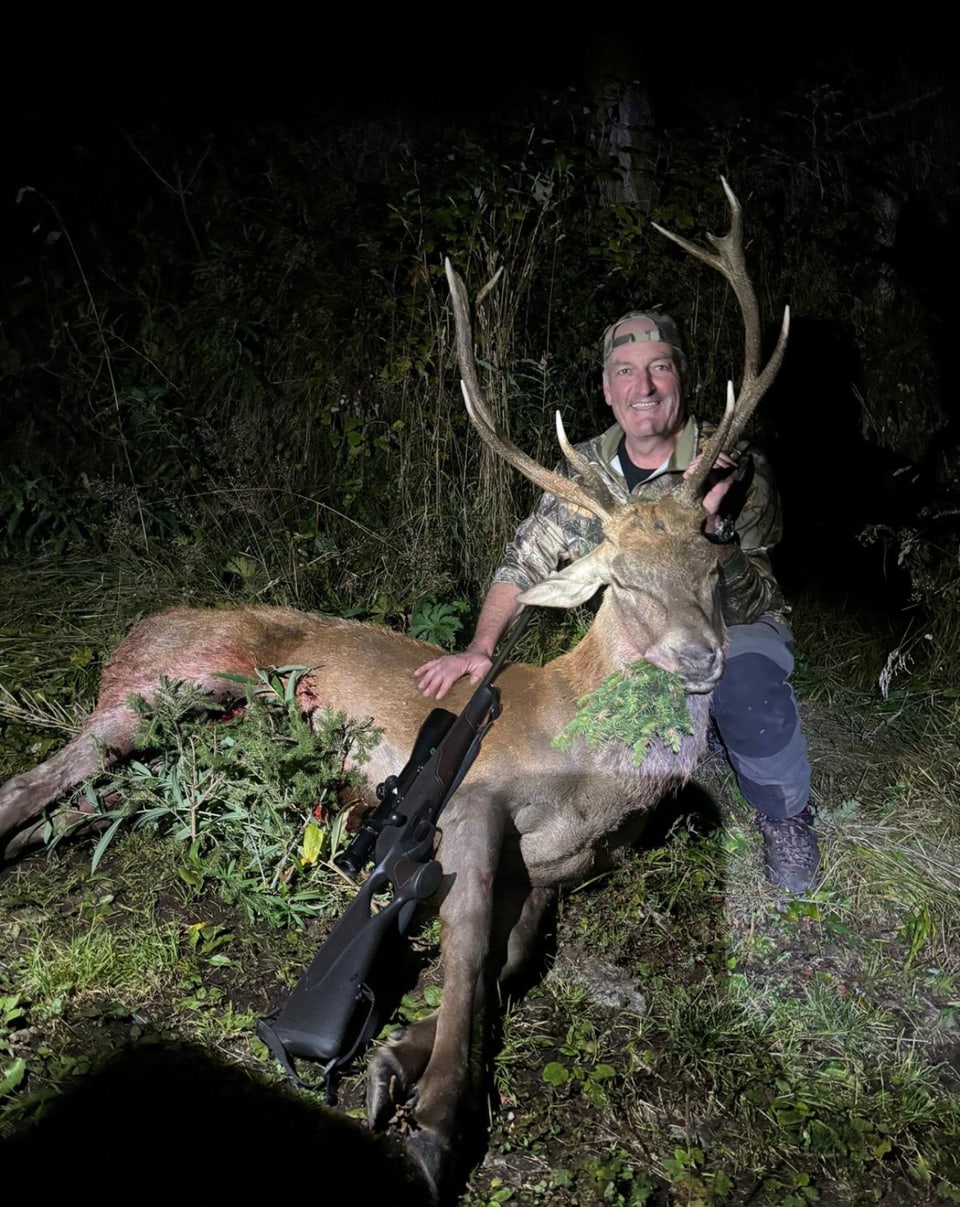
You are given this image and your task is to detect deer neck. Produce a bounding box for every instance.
[547,598,648,696]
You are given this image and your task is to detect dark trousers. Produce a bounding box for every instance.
[710,618,811,820]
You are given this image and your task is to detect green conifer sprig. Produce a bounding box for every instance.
[552,660,693,765]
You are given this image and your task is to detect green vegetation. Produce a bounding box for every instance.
[83,670,380,925]
[553,661,693,764]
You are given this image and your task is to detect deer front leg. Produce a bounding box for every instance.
[367,799,505,1195]
[366,885,554,1128]
[493,884,556,986]
[366,1013,438,1132]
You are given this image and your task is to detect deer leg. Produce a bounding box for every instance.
[1,663,251,859]
[493,885,556,987]
[366,1013,438,1130]
[365,886,542,1136]
[0,703,140,852]
[408,814,507,1191]
[0,605,271,859]
[405,881,556,1192]
[0,795,123,860]
[367,800,505,1195]
[364,888,551,1128]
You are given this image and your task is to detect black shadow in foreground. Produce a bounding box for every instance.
[1,1039,429,1199]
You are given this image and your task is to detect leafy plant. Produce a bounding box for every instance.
[66,668,382,926]
[0,467,101,560]
[542,1057,617,1108]
[408,596,470,649]
[0,996,27,1105]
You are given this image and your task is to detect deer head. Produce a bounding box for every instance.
[444,178,789,693]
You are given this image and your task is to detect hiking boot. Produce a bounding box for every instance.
[755,806,821,893]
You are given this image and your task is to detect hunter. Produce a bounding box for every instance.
[415,310,821,893]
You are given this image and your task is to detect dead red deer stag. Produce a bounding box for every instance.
[0,179,787,1196]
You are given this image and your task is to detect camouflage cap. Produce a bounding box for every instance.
[601,311,688,373]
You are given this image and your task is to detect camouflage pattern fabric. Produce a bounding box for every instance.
[491,416,786,626]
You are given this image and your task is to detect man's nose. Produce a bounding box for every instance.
[636,367,654,393]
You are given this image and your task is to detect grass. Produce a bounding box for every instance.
[2,564,960,1203]
[470,602,960,1203]
[480,810,960,1203]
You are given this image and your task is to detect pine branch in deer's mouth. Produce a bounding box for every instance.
[551,661,695,765]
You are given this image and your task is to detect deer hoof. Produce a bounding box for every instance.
[366,1045,414,1131]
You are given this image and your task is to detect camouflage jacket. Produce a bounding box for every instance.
[491,416,786,626]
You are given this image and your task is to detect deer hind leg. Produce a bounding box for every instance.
[0,702,142,855]
[0,610,276,859]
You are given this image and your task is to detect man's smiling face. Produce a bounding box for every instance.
[602,316,685,450]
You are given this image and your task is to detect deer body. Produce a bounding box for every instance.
[0,569,714,873]
[0,516,716,1197]
[0,181,788,1197]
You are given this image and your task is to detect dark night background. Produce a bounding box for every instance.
[2,14,959,638]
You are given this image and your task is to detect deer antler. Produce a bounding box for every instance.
[651,177,790,504]
[444,258,625,524]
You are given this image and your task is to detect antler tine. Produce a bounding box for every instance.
[444,258,620,525]
[651,178,760,386]
[555,412,630,507]
[652,178,790,502]
[678,304,790,504]
[719,304,790,450]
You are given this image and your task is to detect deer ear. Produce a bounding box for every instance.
[519,574,602,609]
[517,545,611,609]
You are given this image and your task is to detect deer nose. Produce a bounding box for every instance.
[676,643,725,692]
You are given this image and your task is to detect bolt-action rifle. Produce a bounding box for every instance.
[257,610,532,1092]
